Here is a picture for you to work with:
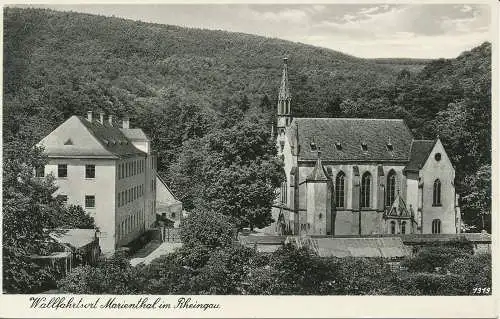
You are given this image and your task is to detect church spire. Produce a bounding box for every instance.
[277,57,292,128]
[279,57,291,101]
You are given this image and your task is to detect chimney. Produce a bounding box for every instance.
[122,116,130,129]
[99,112,105,124]
[108,115,113,126]
[87,111,93,122]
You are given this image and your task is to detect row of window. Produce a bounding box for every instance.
[389,221,407,234]
[117,209,144,240]
[117,184,144,207]
[36,164,96,179]
[363,219,442,234]
[57,194,96,208]
[334,171,443,208]
[118,159,145,180]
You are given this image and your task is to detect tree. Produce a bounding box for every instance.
[180,209,234,250]
[238,94,250,113]
[171,119,284,230]
[52,205,95,229]
[259,94,272,112]
[462,164,491,231]
[3,139,96,293]
[3,142,62,293]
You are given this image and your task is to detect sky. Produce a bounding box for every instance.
[25,3,492,59]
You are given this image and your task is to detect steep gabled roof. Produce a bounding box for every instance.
[306,155,330,181]
[384,194,413,219]
[287,118,414,162]
[78,116,146,157]
[38,115,146,158]
[404,140,436,172]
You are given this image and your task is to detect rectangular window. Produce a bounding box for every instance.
[85,195,95,208]
[133,161,137,175]
[58,164,68,178]
[85,164,95,178]
[118,164,121,179]
[118,193,121,207]
[121,163,125,179]
[35,165,45,177]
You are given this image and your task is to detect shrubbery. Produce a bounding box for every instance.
[401,245,472,273]
[58,211,491,296]
[58,243,491,295]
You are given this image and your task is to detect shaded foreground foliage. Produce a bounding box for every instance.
[58,243,491,296]
[58,213,491,296]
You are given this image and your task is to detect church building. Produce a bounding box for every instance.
[271,58,461,236]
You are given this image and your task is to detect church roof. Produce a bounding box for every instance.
[287,236,411,258]
[404,139,436,172]
[288,118,414,162]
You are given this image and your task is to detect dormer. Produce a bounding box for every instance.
[361,141,368,152]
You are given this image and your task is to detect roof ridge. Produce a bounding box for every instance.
[75,116,116,157]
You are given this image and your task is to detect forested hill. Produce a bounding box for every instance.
[5,7,425,140]
[3,8,491,230]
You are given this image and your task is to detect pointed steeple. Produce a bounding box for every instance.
[306,147,329,181]
[279,57,291,101]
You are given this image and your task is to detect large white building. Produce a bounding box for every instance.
[36,111,157,254]
[269,58,461,236]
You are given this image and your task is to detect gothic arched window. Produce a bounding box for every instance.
[433,179,442,206]
[401,221,407,234]
[386,170,396,206]
[335,171,345,208]
[361,172,371,208]
[432,219,441,234]
[390,221,396,234]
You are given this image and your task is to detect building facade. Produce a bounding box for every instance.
[269,58,461,236]
[36,111,157,254]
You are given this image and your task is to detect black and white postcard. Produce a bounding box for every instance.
[1,2,497,318]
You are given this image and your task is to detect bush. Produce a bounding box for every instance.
[333,257,393,295]
[58,252,146,294]
[399,272,469,295]
[401,246,472,273]
[191,245,255,294]
[447,253,491,294]
[180,210,234,249]
[141,252,194,294]
[264,244,337,295]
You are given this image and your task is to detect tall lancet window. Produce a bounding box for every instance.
[433,179,442,206]
[386,170,396,206]
[361,172,371,208]
[335,171,345,208]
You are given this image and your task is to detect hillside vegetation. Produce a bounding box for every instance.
[3,7,491,231]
